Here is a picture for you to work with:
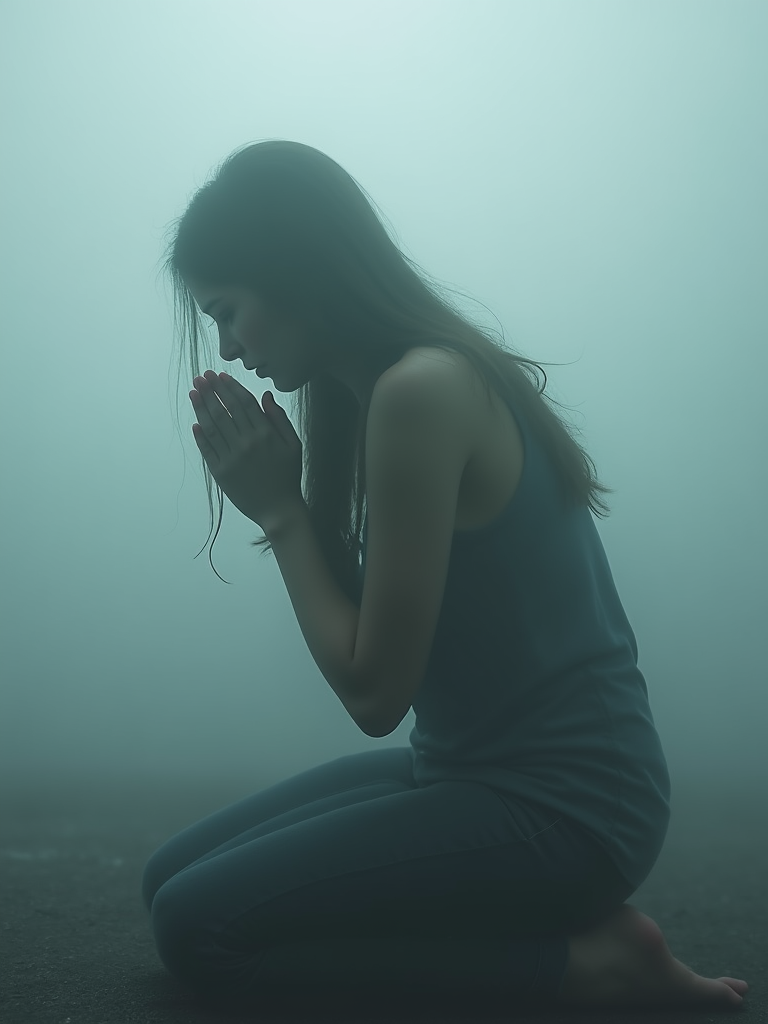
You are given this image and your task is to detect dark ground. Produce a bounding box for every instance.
[1,772,765,1024]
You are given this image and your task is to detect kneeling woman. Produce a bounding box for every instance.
[142,140,748,1014]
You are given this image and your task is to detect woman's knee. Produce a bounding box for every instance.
[149,875,264,997]
[141,845,174,914]
[147,874,203,983]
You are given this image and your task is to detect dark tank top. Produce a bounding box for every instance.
[360,392,671,889]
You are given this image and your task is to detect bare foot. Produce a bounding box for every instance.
[557,903,749,1009]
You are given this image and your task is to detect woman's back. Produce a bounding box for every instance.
[361,378,671,892]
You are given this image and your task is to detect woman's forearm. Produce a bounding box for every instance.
[264,503,374,733]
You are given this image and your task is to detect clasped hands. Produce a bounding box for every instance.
[190,371,304,531]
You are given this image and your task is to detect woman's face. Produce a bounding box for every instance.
[186,281,327,392]
[186,280,399,406]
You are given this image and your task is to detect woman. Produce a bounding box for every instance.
[142,140,748,1013]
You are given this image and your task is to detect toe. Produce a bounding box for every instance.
[720,978,748,994]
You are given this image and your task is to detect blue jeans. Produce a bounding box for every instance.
[142,747,635,1012]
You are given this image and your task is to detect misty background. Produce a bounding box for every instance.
[1,1,765,806]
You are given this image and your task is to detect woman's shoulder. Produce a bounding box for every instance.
[386,346,525,533]
[375,346,498,442]
[368,345,482,464]
[389,344,486,394]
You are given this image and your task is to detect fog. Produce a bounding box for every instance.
[1,0,765,806]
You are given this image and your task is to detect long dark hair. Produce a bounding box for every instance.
[162,140,612,596]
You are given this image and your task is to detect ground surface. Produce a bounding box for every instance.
[1,772,765,1024]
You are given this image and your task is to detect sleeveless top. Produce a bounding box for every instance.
[359,392,671,889]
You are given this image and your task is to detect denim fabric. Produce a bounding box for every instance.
[142,747,635,1012]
